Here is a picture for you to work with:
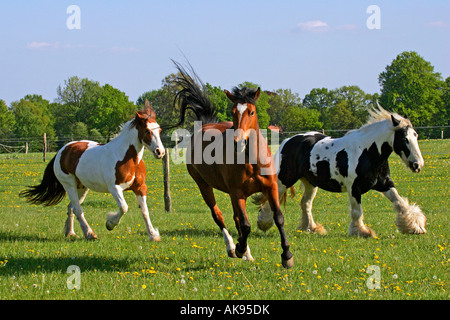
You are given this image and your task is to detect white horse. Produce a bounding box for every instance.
[20,102,165,241]
[256,105,426,237]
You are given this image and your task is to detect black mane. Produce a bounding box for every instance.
[170,60,217,127]
[231,87,259,105]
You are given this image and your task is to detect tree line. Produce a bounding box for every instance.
[1,51,448,152]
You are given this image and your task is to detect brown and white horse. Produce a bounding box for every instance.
[171,62,293,268]
[20,102,165,241]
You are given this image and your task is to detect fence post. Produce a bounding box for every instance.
[25,142,28,155]
[162,152,172,213]
[43,133,47,162]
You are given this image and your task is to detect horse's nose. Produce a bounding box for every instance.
[155,148,165,158]
[411,161,420,172]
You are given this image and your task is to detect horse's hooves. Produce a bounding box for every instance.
[282,256,294,269]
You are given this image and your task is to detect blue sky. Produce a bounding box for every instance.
[0,0,448,106]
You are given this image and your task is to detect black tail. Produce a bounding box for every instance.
[19,156,66,206]
[170,59,217,127]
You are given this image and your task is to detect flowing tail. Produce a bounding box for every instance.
[19,156,66,206]
[170,59,217,127]
[252,186,296,210]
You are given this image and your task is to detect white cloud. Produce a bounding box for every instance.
[426,21,448,28]
[26,41,60,49]
[296,20,329,32]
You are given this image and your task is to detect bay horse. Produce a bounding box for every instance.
[171,61,293,268]
[19,102,165,241]
[256,105,426,237]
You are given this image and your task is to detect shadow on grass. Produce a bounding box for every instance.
[1,255,137,276]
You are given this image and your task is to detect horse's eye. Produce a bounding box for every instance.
[250,110,255,116]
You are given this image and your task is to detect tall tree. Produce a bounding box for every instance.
[378,51,446,126]
[0,99,15,138]
[11,96,54,138]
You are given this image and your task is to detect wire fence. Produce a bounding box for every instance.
[0,126,449,154]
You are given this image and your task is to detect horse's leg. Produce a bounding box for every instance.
[135,193,161,241]
[347,191,376,238]
[257,180,286,232]
[65,184,97,240]
[298,179,326,235]
[196,182,236,258]
[64,204,77,239]
[382,187,426,234]
[64,187,89,239]
[266,186,294,269]
[106,186,128,231]
[230,194,254,261]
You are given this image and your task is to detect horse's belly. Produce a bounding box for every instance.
[75,150,112,193]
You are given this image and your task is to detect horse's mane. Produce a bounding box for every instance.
[231,87,259,105]
[346,103,411,136]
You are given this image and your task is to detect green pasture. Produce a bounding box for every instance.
[0,140,448,300]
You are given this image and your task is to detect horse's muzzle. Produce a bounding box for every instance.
[409,161,421,173]
[154,147,165,159]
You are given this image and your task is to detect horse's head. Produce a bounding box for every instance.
[133,100,165,159]
[224,87,261,153]
[391,114,424,173]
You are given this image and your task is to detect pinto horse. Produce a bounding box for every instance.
[256,105,426,237]
[171,62,293,268]
[19,102,165,241]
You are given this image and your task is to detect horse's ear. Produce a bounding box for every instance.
[144,100,156,119]
[391,114,401,127]
[224,90,236,103]
[254,87,261,101]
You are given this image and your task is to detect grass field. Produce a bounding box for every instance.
[0,139,448,300]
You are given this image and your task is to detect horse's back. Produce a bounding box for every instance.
[55,140,110,192]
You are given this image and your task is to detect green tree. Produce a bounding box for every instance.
[280,106,322,132]
[87,84,136,137]
[0,99,15,138]
[267,88,302,126]
[206,83,233,122]
[303,88,334,129]
[378,51,446,126]
[11,96,54,138]
[54,76,103,137]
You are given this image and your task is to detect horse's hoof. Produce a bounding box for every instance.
[66,233,79,241]
[105,221,115,231]
[235,249,245,259]
[149,234,161,242]
[86,232,98,240]
[282,256,294,269]
[227,249,238,258]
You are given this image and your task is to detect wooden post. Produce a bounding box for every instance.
[174,130,178,161]
[162,152,172,213]
[43,133,47,162]
[25,142,28,155]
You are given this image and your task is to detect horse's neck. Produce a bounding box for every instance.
[346,119,394,155]
[109,123,144,156]
[248,126,272,166]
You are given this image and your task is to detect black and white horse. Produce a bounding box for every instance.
[256,105,426,237]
